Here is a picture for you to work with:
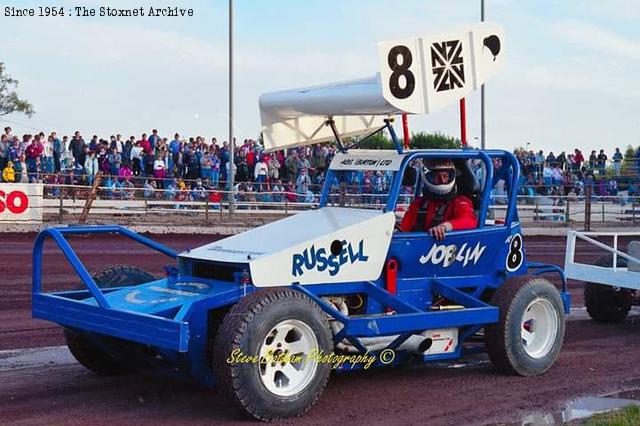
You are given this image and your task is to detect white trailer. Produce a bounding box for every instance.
[565,230,640,322]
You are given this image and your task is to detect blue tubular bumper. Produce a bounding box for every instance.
[527,261,572,314]
[32,226,191,352]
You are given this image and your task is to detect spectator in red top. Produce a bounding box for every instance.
[573,149,584,172]
[138,133,151,154]
[246,147,256,171]
[400,159,477,240]
[25,135,44,182]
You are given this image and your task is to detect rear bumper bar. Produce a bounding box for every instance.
[33,293,190,352]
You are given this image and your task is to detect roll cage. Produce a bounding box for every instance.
[318,126,521,230]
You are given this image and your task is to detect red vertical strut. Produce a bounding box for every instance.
[385,258,398,312]
[459,98,467,146]
[402,113,410,149]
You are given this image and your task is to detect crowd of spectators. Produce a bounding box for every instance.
[512,147,640,201]
[0,126,339,204]
[1,125,639,206]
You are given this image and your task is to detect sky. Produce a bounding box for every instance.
[0,0,639,154]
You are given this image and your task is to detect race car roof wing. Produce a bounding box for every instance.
[260,22,504,152]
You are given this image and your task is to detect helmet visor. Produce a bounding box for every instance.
[424,168,456,186]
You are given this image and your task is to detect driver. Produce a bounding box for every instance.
[399,159,477,240]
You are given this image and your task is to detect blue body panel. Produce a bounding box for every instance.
[31,146,571,387]
[389,225,525,284]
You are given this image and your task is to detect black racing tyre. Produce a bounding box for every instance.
[213,288,333,421]
[584,254,632,323]
[64,329,132,376]
[64,265,154,375]
[90,264,156,288]
[485,276,565,377]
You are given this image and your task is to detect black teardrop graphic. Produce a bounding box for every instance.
[483,35,501,61]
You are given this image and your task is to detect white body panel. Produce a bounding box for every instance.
[421,328,458,355]
[181,207,395,287]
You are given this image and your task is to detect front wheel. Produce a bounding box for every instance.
[213,288,333,421]
[485,276,565,376]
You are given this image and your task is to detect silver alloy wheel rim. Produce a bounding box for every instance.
[521,297,559,358]
[258,319,319,397]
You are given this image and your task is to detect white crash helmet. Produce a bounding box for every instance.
[422,159,457,199]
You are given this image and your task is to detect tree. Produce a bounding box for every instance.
[0,63,34,117]
[357,133,395,150]
[356,130,460,150]
[621,145,637,176]
[409,131,461,149]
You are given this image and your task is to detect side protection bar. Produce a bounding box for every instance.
[33,225,178,308]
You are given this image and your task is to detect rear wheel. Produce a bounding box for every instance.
[213,288,333,421]
[584,255,633,323]
[485,276,565,376]
[90,264,156,288]
[65,264,155,375]
[64,329,132,376]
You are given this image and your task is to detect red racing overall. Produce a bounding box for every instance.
[400,195,477,233]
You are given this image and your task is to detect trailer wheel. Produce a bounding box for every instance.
[64,265,154,375]
[485,276,565,376]
[213,288,332,421]
[584,254,632,323]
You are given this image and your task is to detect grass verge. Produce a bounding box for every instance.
[578,405,640,426]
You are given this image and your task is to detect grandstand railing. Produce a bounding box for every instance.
[21,183,638,228]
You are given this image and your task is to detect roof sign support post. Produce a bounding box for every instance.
[385,118,403,154]
[459,98,467,147]
[325,118,346,152]
[402,113,410,149]
[345,123,391,150]
[228,0,236,213]
[481,0,486,150]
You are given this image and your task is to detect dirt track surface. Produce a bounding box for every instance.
[1,233,639,425]
[2,318,640,426]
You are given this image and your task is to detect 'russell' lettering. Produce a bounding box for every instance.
[292,240,368,277]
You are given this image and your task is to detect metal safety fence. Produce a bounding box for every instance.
[28,183,640,229]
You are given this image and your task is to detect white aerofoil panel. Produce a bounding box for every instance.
[180,207,396,287]
[260,75,398,152]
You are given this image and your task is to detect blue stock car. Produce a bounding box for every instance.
[32,26,570,420]
[32,144,570,421]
